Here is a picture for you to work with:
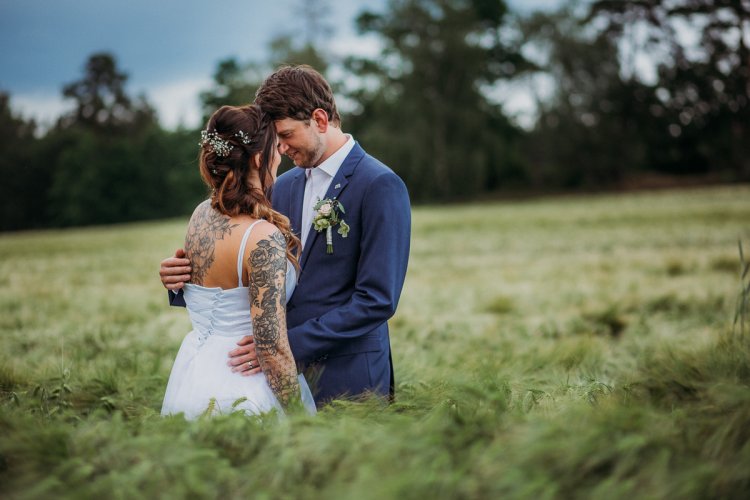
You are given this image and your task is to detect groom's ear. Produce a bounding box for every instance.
[311,108,329,133]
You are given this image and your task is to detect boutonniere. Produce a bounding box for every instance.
[312,198,350,254]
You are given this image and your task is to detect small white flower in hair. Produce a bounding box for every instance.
[235,130,252,145]
[199,129,233,157]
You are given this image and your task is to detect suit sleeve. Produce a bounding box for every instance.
[287,171,411,363]
[168,290,186,307]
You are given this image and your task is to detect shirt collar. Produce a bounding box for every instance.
[312,134,355,179]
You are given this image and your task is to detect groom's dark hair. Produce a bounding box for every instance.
[255,65,341,126]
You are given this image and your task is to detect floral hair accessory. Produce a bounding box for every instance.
[312,198,349,254]
[235,130,252,145]
[199,129,234,157]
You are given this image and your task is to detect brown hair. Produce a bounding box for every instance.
[199,104,300,268]
[255,65,341,126]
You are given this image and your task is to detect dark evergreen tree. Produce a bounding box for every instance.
[345,0,531,201]
[589,0,750,179]
[0,93,46,230]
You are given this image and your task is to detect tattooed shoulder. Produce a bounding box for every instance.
[184,200,240,285]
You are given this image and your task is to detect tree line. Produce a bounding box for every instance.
[2,0,748,231]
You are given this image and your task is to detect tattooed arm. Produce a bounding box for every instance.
[248,224,300,409]
[184,200,239,285]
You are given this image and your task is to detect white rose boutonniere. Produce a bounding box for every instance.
[312,198,349,254]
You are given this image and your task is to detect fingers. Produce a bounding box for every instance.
[161,272,191,284]
[238,358,263,376]
[228,353,263,375]
[228,345,253,358]
[174,248,186,258]
[160,256,191,291]
[241,367,263,376]
[161,271,191,282]
[228,338,261,375]
[160,260,191,273]
[162,264,192,275]
[228,353,254,368]
[160,271,190,291]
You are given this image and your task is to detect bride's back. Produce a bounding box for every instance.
[184,200,257,290]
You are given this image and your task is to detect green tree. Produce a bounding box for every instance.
[346,0,530,201]
[198,59,265,125]
[0,93,46,231]
[46,127,200,226]
[44,53,196,227]
[268,35,329,74]
[271,0,331,69]
[270,0,331,70]
[589,0,750,179]
[59,52,155,132]
[520,6,658,188]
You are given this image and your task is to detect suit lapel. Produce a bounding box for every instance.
[288,169,306,237]
[299,143,364,269]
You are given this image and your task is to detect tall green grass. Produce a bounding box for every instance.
[1,185,749,498]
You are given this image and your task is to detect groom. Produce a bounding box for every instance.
[160,65,411,405]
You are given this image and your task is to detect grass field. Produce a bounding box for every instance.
[1,185,749,499]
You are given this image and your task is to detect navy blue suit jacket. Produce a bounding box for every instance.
[170,143,411,404]
[272,143,410,403]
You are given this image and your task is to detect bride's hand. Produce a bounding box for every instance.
[160,248,192,291]
[228,335,262,376]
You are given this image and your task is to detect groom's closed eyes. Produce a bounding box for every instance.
[277,128,294,139]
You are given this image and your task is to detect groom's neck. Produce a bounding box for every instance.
[320,127,348,163]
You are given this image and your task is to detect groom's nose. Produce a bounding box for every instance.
[277,141,289,154]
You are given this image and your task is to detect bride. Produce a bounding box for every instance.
[161,104,316,418]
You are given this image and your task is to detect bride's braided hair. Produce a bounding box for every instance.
[199,104,300,269]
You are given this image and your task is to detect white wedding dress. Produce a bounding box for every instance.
[161,221,316,419]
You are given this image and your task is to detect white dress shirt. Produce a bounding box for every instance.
[300,134,356,249]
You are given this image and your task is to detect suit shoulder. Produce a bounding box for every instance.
[356,152,403,185]
[275,167,302,189]
[355,161,409,207]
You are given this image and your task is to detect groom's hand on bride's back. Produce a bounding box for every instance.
[160,248,192,291]
[228,336,263,376]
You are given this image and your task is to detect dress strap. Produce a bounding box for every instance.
[237,220,264,287]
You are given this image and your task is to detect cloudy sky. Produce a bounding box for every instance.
[0,0,561,129]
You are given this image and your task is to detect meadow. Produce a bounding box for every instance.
[1,185,749,499]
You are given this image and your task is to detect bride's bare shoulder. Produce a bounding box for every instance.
[186,200,239,234]
[241,220,285,266]
[188,199,212,222]
[184,200,244,285]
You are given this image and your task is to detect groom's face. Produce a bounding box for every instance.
[274,117,325,168]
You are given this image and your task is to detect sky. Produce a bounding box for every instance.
[0,0,562,130]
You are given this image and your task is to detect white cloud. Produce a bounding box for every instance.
[508,0,564,13]
[484,74,556,129]
[147,76,212,129]
[9,93,73,131]
[329,33,383,61]
[7,77,212,132]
